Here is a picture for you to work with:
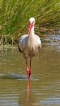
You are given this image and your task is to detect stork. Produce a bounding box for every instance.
[18,17,41,80]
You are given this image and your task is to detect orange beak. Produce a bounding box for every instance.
[28,23,33,34]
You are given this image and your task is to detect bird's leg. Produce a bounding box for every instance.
[26,59,29,72]
[26,59,30,79]
[29,58,31,77]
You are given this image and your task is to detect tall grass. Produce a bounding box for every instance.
[0,0,60,40]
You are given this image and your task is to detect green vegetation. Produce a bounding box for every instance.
[0,0,60,44]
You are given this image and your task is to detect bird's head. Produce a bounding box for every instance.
[28,17,35,34]
[29,17,35,24]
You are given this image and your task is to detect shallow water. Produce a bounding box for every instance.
[0,42,60,106]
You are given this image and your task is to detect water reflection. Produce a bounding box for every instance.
[19,81,31,106]
[26,81,31,98]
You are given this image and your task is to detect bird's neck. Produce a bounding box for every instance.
[28,26,35,46]
[29,26,34,37]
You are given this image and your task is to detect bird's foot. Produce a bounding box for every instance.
[28,69,31,78]
[27,67,31,79]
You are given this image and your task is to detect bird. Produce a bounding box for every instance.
[18,17,41,80]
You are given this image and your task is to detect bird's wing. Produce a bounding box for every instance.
[20,34,28,40]
[35,34,41,48]
[19,34,28,51]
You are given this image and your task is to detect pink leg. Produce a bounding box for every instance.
[26,59,30,80]
[26,59,29,72]
[30,58,31,75]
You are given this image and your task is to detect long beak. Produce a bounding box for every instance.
[28,23,33,34]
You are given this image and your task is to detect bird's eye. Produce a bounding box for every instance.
[32,21,34,24]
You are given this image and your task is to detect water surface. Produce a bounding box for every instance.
[0,41,60,106]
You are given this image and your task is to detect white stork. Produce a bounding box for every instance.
[18,17,41,80]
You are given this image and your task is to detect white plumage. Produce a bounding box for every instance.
[18,17,41,80]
